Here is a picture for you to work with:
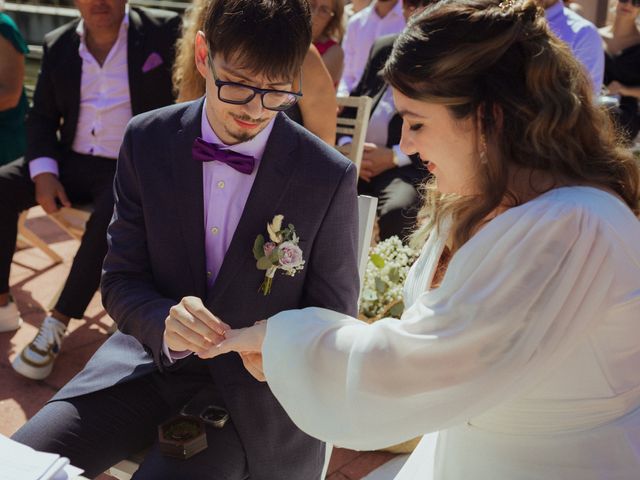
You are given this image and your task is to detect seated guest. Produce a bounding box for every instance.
[174,0,337,144]
[311,0,345,86]
[0,7,28,166]
[541,0,604,94]
[600,0,640,142]
[349,0,433,240]
[338,0,405,97]
[1,0,180,379]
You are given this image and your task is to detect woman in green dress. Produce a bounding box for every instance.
[0,8,28,165]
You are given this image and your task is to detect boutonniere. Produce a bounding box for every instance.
[253,215,305,295]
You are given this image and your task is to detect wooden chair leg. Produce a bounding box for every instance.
[17,212,63,264]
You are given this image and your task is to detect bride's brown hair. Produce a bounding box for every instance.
[384,0,639,251]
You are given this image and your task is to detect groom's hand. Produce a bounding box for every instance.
[164,296,230,354]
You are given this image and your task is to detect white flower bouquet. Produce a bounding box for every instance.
[359,236,418,322]
[358,236,421,453]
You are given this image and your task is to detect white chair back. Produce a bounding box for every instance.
[336,95,373,172]
[357,195,377,296]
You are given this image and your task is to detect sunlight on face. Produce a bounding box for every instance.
[74,0,127,32]
[393,88,482,195]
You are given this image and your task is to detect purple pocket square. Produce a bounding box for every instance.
[142,52,164,73]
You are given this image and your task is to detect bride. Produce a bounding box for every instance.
[201,0,640,477]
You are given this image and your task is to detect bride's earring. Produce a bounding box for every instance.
[479,133,488,164]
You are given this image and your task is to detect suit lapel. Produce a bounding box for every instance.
[127,8,144,115]
[171,99,207,298]
[60,28,82,139]
[208,113,299,302]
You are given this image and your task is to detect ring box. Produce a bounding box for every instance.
[158,414,208,460]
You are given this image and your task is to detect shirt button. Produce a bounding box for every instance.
[207,271,212,278]
[217,181,225,189]
[210,226,219,235]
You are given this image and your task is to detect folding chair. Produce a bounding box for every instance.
[336,95,373,172]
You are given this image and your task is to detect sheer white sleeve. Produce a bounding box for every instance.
[262,198,616,450]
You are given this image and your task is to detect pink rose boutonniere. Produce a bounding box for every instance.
[253,215,305,295]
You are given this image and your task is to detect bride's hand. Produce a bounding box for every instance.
[238,351,265,382]
[198,320,267,359]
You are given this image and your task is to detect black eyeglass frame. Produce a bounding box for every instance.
[207,52,303,112]
[618,0,640,7]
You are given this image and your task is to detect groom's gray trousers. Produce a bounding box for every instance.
[12,359,249,480]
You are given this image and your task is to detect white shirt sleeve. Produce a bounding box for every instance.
[393,145,412,167]
[338,20,358,97]
[29,157,60,179]
[262,199,615,450]
[161,339,192,364]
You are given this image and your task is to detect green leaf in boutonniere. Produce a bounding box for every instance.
[254,215,305,295]
[256,256,274,270]
[253,235,266,261]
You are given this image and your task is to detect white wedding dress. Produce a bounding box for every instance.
[262,186,640,479]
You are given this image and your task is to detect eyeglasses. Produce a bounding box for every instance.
[310,2,336,18]
[619,0,640,6]
[207,53,302,112]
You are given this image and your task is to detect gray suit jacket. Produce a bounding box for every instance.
[53,99,360,479]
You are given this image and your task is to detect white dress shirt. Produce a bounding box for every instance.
[29,10,132,179]
[337,0,405,97]
[365,86,411,167]
[263,186,640,479]
[545,1,604,95]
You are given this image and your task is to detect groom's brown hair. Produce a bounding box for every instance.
[203,0,312,81]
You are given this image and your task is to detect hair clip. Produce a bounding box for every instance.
[499,0,516,10]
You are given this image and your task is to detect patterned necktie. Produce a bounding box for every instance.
[192,137,256,175]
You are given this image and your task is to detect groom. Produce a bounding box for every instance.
[12,1,359,478]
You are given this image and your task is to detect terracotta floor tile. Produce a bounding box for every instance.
[339,450,397,479]
[328,447,364,474]
[0,363,57,436]
[326,472,353,480]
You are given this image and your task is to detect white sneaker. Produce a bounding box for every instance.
[0,298,22,333]
[12,316,67,380]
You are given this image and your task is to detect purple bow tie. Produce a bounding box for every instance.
[192,137,256,175]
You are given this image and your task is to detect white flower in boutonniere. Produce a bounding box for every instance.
[253,215,305,295]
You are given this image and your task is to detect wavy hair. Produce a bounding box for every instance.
[384,0,639,251]
[172,0,210,102]
[322,0,345,43]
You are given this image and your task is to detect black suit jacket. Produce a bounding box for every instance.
[53,100,360,479]
[350,33,427,182]
[25,7,180,162]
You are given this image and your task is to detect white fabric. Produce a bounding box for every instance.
[28,157,59,179]
[263,186,640,479]
[337,1,405,97]
[71,11,131,159]
[366,86,411,167]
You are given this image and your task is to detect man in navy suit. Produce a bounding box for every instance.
[13,1,359,479]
